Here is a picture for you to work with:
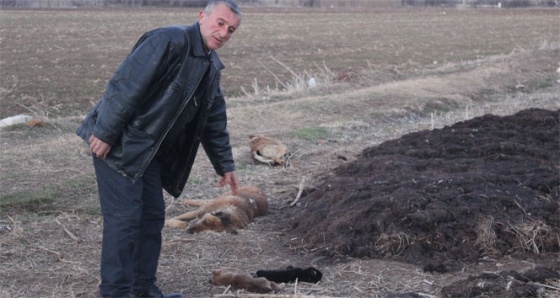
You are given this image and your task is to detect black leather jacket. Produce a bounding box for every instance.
[77,22,235,198]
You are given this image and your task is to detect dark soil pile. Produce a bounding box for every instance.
[290,108,559,274]
[440,267,560,297]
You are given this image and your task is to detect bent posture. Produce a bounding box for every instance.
[76,1,242,297]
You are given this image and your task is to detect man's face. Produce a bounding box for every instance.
[198,4,241,51]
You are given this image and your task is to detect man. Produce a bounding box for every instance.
[76,1,242,297]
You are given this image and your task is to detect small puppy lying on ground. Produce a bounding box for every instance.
[249,134,290,166]
[164,186,268,234]
[256,266,323,283]
[210,268,285,294]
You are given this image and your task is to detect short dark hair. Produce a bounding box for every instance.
[205,0,242,18]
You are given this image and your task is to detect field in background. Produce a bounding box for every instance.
[0,7,558,118]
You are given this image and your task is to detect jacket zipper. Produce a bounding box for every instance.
[173,72,220,193]
[133,61,209,182]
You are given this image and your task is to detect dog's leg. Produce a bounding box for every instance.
[252,153,274,166]
[172,210,202,221]
[271,281,285,292]
[165,209,204,229]
[164,218,188,229]
[183,199,208,207]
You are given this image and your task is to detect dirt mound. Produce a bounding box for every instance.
[290,108,559,273]
[441,267,560,298]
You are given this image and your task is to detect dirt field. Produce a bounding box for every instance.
[1,7,559,298]
[1,8,559,118]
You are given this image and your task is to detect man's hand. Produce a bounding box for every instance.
[218,171,239,195]
[89,135,112,159]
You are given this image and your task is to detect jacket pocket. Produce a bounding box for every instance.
[112,125,156,179]
[76,98,103,142]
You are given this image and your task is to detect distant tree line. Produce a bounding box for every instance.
[0,0,556,8]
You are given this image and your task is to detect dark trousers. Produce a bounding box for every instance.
[93,157,165,298]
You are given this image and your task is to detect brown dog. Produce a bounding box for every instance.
[210,268,285,294]
[249,134,290,166]
[164,186,268,234]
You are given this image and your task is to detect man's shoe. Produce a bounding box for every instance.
[129,284,182,298]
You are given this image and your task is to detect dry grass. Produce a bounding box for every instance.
[507,219,554,254]
[1,7,559,298]
[475,216,498,256]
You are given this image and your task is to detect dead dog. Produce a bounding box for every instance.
[256,266,322,283]
[164,186,268,234]
[249,134,290,166]
[210,268,284,294]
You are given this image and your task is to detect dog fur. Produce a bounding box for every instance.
[164,186,268,234]
[210,268,285,294]
[249,134,289,166]
[255,266,323,284]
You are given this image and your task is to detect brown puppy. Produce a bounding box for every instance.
[210,268,284,294]
[165,186,268,234]
[249,134,290,166]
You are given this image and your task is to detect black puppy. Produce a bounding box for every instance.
[255,266,322,283]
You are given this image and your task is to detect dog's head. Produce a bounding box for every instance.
[185,211,235,234]
[302,267,323,283]
[209,269,224,285]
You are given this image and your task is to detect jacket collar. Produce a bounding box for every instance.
[188,22,225,71]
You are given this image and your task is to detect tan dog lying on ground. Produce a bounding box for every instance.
[249,134,290,166]
[210,268,285,294]
[165,186,268,234]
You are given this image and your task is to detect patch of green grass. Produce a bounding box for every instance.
[1,123,31,132]
[234,161,248,172]
[421,97,461,115]
[292,126,329,142]
[0,190,56,214]
[0,176,99,217]
[80,202,101,216]
[527,77,555,90]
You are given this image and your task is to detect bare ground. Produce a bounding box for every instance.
[1,47,559,298]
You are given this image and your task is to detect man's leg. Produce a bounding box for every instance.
[131,159,166,294]
[94,156,144,298]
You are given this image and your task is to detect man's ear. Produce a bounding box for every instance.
[198,10,205,23]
